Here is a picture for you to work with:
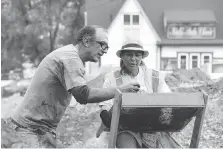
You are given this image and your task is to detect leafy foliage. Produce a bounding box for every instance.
[1,0,85,73]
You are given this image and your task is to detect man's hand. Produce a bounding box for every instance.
[118,82,140,92]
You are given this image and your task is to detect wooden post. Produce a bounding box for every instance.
[108,89,122,148]
[190,90,208,148]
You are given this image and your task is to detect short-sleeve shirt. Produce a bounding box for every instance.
[12,44,86,131]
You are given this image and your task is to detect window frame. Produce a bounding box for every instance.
[123,13,140,26]
[123,14,131,25]
[132,14,139,25]
[178,53,189,70]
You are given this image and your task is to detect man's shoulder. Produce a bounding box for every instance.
[56,44,76,51]
[51,44,77,56]
[52,44,84,67]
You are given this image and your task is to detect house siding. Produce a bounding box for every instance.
[160,46,223,78]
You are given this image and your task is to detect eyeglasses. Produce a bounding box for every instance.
[96,41,109,51]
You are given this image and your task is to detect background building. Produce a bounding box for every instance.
[85,0,223,78]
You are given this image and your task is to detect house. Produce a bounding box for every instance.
[85,0,223,79]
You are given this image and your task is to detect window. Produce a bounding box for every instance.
[192,55,198,68]
[204,56,210,63]
[201,54,212,64]
[189,53,200,69]
[124,14,139,25]
[133,15,139,25]
[124,15,130,25]
[212,63,223,73]
[161,58,177,71]
[180,56,187,69]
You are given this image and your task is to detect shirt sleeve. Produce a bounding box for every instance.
[158,72,171,93]
[98,73,114,111]
[63,58,86,91]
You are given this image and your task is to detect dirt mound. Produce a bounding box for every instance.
[166,68,211,87]
[204,77,223,95]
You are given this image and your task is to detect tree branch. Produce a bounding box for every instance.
[49,0,69,52]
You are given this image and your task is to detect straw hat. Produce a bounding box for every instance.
[116,41,149,58]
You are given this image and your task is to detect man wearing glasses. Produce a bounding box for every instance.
[3,25,140,148]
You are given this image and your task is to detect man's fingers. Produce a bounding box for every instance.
[132,86,140,91]
[130,82,140,87]
[119,82,140,92]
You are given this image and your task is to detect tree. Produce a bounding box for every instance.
[1,0,85,73]
[1,0,27,73]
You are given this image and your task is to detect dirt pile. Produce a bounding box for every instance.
[165,68,211,88]
[203,77,223,95]
[168,77,223,96]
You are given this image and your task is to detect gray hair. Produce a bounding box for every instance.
[76,25,107,44]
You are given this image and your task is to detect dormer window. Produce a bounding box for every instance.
[124,14,139,25]
[124,15,130,25]
[133,15,139,25]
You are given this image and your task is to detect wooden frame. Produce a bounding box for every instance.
[108,89,122,148]
[108,90,208,148]
[189,90,208,148]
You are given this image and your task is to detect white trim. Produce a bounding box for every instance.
[123,47,143,51]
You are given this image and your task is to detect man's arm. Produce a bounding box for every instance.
[70,82,140,105]
[89,87,117,103]
[99,73,115,111]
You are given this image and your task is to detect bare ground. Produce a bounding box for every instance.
[1,69,223,148]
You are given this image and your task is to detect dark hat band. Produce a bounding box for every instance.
[122,43,143,50]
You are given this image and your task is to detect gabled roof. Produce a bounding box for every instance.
[86,0,223,44]
[86,0,124,29]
